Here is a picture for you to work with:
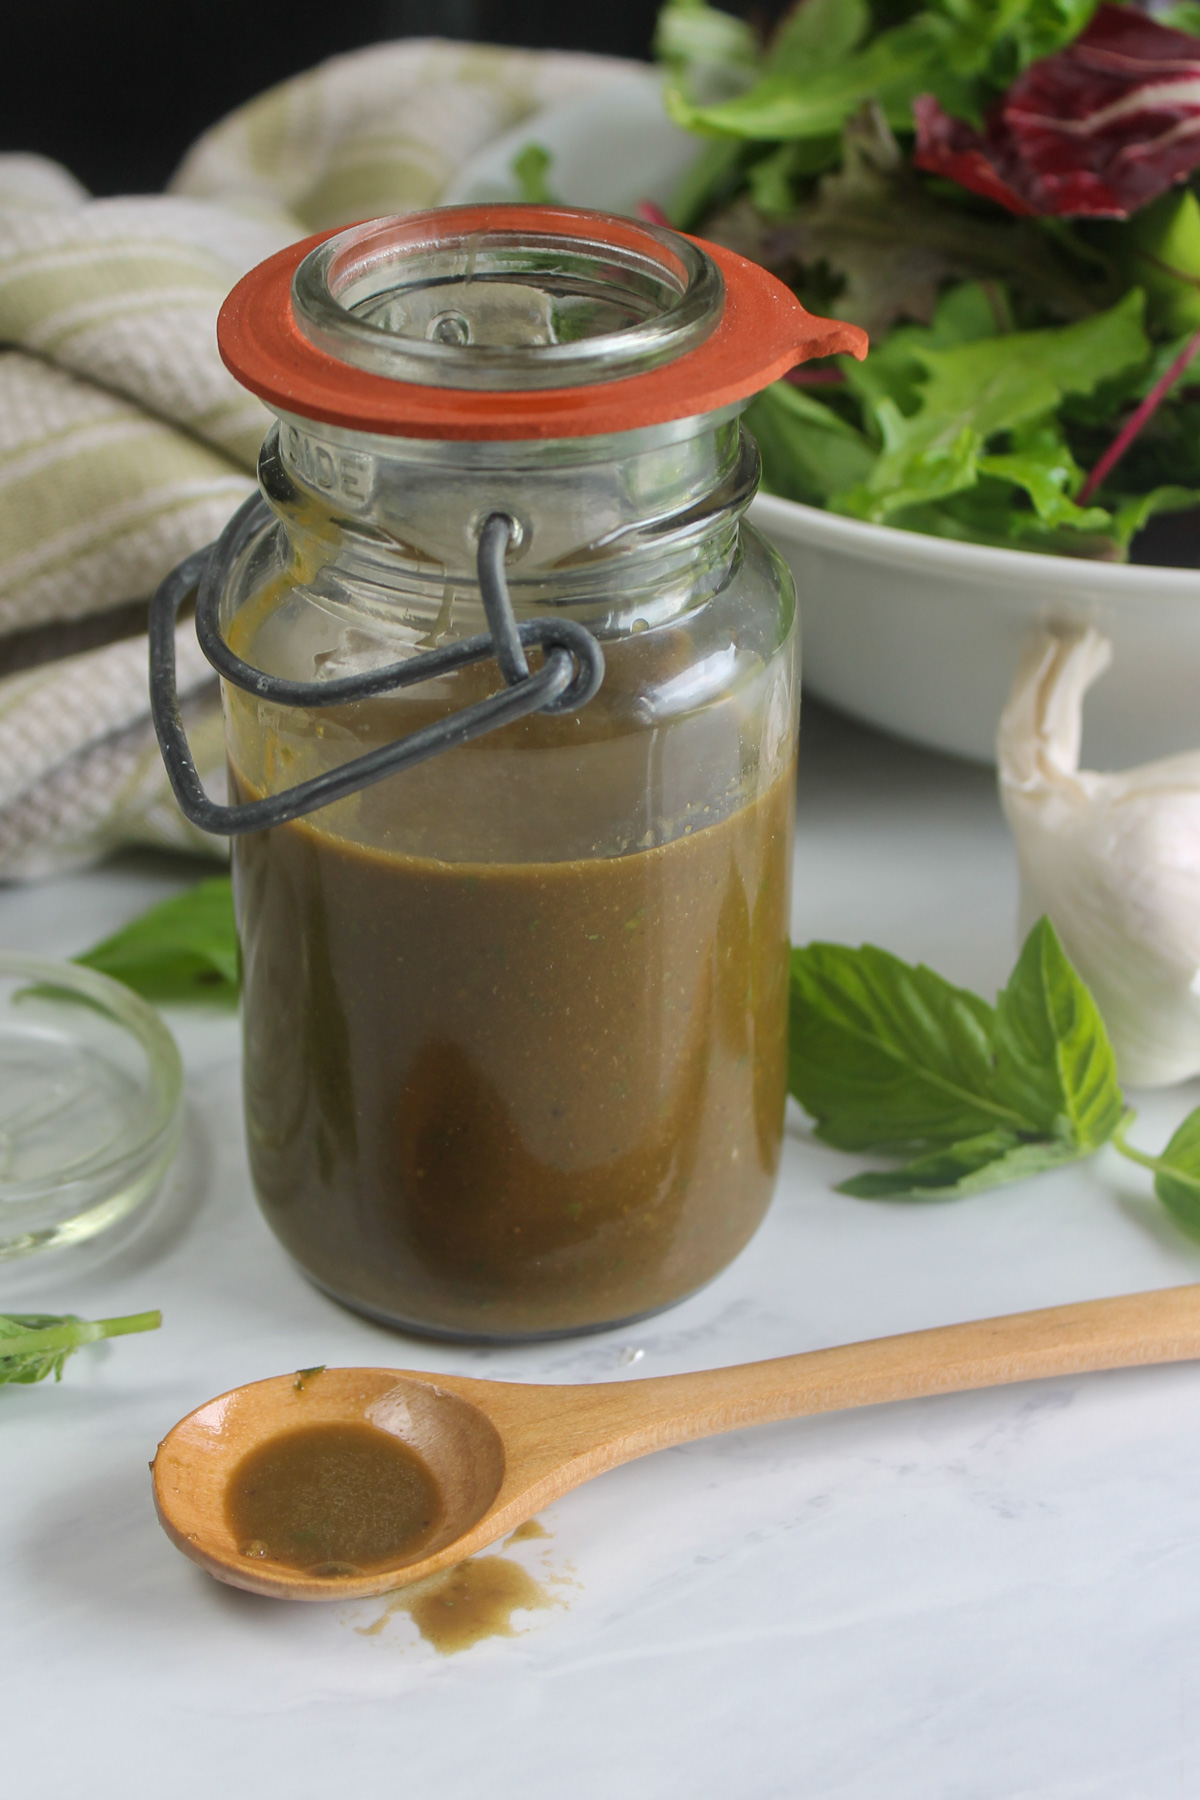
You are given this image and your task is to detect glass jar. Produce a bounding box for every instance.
[152,206,865,1340]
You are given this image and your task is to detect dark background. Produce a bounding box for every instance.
[2,0,777,196]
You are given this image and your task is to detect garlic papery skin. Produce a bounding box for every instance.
[997,624,1200,1088]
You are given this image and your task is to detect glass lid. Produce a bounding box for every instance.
[218,203,868,439]
[290,207,725,391]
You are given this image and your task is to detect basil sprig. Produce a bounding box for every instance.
[0,1311,161,1386]
[790,917,1200,1224]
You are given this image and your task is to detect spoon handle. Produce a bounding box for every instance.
[550,1281,1200,1465]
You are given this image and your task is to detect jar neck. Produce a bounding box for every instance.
[258,408,756,620]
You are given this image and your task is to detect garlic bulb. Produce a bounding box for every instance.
[997,624,1200,1088]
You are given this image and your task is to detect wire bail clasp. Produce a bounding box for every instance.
[148,497,605,837]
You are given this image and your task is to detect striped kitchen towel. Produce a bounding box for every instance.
[0,40,636,879]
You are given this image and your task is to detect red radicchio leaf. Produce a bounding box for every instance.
[911,95,1042,216]
[914,4,1200,219]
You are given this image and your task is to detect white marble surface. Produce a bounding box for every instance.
[4,702,1200,1799]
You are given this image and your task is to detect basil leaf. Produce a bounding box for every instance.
[1114,1110,1200,1237]
[839,1129,1085,1200]
[992,917,1123,1150]
[788,942,1030,1153]
[789,919,1122,1202]
[1153,1110,1200,1236]
[76,874,238,1006]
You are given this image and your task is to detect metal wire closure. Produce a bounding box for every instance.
[148,493,605,836]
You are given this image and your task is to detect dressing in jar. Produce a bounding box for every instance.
[151,205,866,1338]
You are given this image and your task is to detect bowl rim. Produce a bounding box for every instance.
[749,490,1200,597]
[0,954,183,1200]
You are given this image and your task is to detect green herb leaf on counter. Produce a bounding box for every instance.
[789,916,1126,1200]
[0,1310,162,1386]
[75,874,238,1005]
[992,916,1123,1150]
[1114,1112,1200,1238]
[838,1129,1084,1201]
[788,940,1026,1154]
[1150,1112,1200,1235]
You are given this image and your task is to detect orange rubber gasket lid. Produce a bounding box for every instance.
[218,205,868,441]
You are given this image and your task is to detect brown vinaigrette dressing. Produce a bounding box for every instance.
[233,762,794,1338]
[226,1421,443,1575]
[360,1555,561,1655]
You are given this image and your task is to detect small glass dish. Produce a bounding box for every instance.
[0,955,183,1260]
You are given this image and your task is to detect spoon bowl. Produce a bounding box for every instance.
[154,1280,1200,1600]
[153,1368,507,1599]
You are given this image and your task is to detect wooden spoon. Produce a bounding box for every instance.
[153,1280,1200,1601]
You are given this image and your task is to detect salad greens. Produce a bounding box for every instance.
[662,0,1095,142]
[0,1310,161,1386]
[656,0,1200,560]
[789,917,1200,1226]
[511,142,557,204]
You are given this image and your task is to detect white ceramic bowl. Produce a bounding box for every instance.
[750,493,1200,769]
[443,70,702,216]
[446,74,1198,772]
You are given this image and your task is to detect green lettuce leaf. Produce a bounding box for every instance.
[1109,484,1200,549]
[1157,0,1200,31]
[510,143,556,204]
[879,485,1124,557]
[956,0,1099,73]
[665,13,959,142]
[768,0,871,75]
[833,289,1150,520]
[1118,187,1200,338]
[663,0,1098,144]
[655,0,760,107]
[746,381,876,504]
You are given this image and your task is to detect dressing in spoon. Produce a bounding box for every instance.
[153,1280,1200,1601]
